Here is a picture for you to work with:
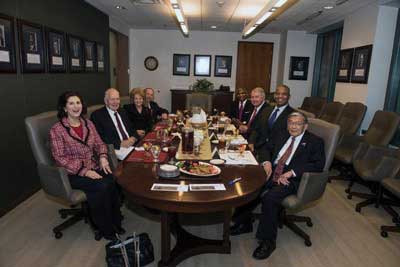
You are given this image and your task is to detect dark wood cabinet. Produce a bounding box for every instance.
[170,89,234,114]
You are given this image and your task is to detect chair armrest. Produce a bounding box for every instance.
[364,145,399,159]
[296,171,329,205]
[375,156,400,180]
[107,144,119,171]
[37,163,73,200]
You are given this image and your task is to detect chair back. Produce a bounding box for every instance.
[300,97,313,111]
[337,102,366,136]
[120,96,130,106]
[86,104,104,119]
[364,110,400,146]
[186,93,213,114]
[319,102,344,124]
[300,96,327,117]
[295,108,316,119]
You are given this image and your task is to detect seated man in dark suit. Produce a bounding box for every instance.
[231,112,325,260]
[91,88,139,160]
[145,87,169,123]
[249,85,294,161]
[238,87,268,138]
[230,88,254,124]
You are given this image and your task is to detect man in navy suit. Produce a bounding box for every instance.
[145,88,169,123]
[249,85,294,161]
[230,88,254,124]
[231,112,325,260]
[91,88,138,158]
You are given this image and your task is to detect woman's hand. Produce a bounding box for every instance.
[85,170,103,179]
[137,130,146,137]
[100,157,112,174]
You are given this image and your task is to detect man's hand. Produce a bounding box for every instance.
[263,161,272,179]
[100,157,112,174]
[137,130,146,138]
[85,170,102,179]
[239,125,248,134]
[248,143,254,152]
[121,137,136,148]
[161,113,168,120]
[276,171,293,186]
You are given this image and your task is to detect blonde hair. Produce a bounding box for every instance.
[129,88,145,103]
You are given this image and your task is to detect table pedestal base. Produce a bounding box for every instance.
[158,210,231,267]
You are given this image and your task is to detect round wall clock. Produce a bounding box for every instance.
[144,56,158,71]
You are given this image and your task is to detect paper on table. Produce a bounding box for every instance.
[219,151,258,165]
[189,184,226,191]
[115,146,134,160]
[211,147,218,158]
[135,146,145,151]
[151,183,188,192]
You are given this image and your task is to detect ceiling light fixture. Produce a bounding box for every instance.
[168,0,189,36]
[211,25,217,29]
[242,0,299,38]
[323,5,334,10]
[115,5,126,10]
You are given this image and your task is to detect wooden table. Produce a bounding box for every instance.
[115,162,265,267]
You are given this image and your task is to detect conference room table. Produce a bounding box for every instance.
[114,125,266,267]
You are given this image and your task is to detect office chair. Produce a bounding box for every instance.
[298,96,327,117]
[319,102,344,124]
[185,93,213,114]
[380,175,400,238]
[25,111,117,240]
[280,118,340,246]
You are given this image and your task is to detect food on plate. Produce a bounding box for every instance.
[176,161,219,175]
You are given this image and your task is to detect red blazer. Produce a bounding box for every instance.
[50,117,108,176]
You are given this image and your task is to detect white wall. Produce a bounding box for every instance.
[283,31,318,108]
[129,29,281,111]
[109,16,130,36]
[334,4,398,129]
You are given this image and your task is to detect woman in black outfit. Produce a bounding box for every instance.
[123,88,153,139]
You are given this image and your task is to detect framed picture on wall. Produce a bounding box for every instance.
[97,43,104,72]
[18,20,45,73]
[68,35,83,72]
[173,53,190,76]
[214,55,232,77]
[194,55,211,76]
[46,28,66,73]
[350,45,373,83]
[0,13,16,73]
[289,56,309,80]
[84,40,96,72]
[336,48,354,82]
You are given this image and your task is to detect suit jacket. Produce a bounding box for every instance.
[148,101,169,123]
[249,105,294,159]
[90,106,138,150]
[245,102,268,138]
[50,117,108,176]
[263,131,325,186]
[123,104,153,133]
[230,99,254,123]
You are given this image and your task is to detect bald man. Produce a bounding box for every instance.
[91,88,138,159]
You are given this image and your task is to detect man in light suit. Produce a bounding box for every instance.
[91,88,138,159]
[231,112,325,260]
[249,85,294,161]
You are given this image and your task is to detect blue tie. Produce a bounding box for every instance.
[268,108,279,128]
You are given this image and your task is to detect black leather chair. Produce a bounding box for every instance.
[298,96,327,117]
[380,175,400,238]
[319,102,344,124]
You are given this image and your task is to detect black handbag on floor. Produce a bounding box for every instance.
[105,233,154,267]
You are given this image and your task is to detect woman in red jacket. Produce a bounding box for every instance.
[50,91,124,240]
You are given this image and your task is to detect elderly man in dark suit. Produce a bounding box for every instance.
[91,88,138,159]
[145,87,169,123]
[231,112,325,260]
[249,85,294,161]
[230,88,254,124]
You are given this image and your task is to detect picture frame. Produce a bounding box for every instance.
[350,45,373,84]
[289,56,309,80]
[46,28,66,73]
[336,48,354,82]
[0,13,16,73]
[84,40,96,72]
[97,43,104,72]
[214,55,232,77]
[18,20,45,73]
[67,35,83,73]
[194,55,211,76]
[172,53,190,76]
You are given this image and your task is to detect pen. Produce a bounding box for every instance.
[228,177,242,185]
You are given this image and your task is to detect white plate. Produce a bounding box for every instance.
[210,159,225,165]
[211,139,219,144]
[179,162,221,177]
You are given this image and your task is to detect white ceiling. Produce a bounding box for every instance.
[85,0,387,34]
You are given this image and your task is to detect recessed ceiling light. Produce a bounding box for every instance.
[216,1,225,7]
[115,5,126,10]
[211,25,217,29]
[324,5,334,10]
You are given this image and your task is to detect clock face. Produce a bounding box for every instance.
[144,56,158,71]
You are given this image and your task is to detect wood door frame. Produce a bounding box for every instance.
[110,29,129,95]
[236,41,274,94]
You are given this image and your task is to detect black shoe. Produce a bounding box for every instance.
[252,240,276,260]
[230,223,253,236]
[114,225,126,235]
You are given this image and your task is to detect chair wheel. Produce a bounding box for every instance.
[355,206,361,213]
[347,194,352,200]
[54,231,63,239]
[305,240,312,247]
[94,231,102,241]
[306,221,313,227]
[345,188,350,194]
[381,231,388,238]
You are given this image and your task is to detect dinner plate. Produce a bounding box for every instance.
[178,161,221,177]
[211,139,219,144]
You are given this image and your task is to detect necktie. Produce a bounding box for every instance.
[268,108,280,128]
[272,137,296,182]
[238,101,244,121]
[247,108,257,127]
[114,112,128,140]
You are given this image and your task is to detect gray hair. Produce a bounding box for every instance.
[104,88,120,100]
[288,111,308,124]
[251,87,266,99]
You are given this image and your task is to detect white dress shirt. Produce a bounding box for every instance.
[238,99,248,109]
[106,107,130,141]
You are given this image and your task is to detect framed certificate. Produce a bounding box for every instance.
[0,13,16,73]
[84,40,96,72]
[46,28,66,73]
[68,35,83,72]
[336,48,354,82]
[18,20,45,73]
[97,43,104,72]
[173,53,190,76]
[214,55,232,77]
[289,56,309,80]
[194,55,211,76]
[350,45,373,84]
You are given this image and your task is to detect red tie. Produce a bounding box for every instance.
[273,137,296,182]
[247,108,257,127]
[114,112,128,140]
[238,101,244,121]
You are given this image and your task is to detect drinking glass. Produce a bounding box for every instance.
[167,146,177,164]
[143,142,152,158]
[239,144,246,157]
[150,145,161,162]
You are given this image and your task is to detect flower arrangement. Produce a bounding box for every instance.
[191,79,214,92]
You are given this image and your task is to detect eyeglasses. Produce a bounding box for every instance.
[288,122,305,126]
